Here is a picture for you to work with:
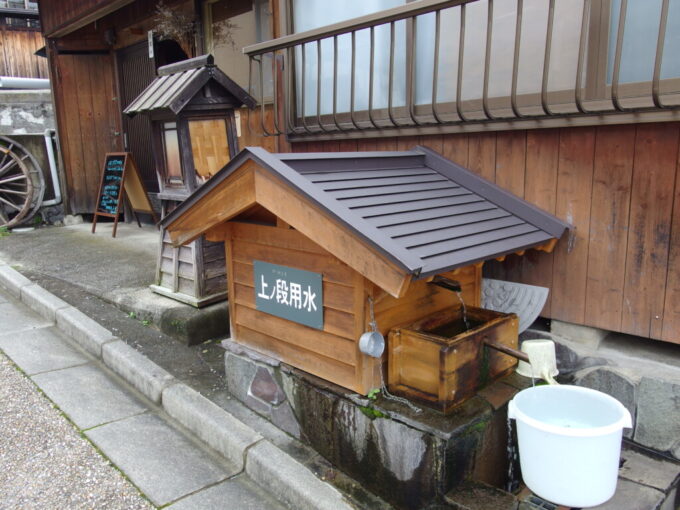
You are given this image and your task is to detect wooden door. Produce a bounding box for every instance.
[51,51,123,214]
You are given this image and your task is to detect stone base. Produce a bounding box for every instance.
[550,319,609,348]
[574,366,680,457]
[222,338,528,509]
[149,285,227,308]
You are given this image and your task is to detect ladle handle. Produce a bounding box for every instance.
[483,338,530,363]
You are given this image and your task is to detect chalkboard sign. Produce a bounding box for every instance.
[98,154,125,214]
[92,152,157,238]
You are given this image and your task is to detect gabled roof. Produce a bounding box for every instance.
[163,146,569,288]
[124,55,256,117]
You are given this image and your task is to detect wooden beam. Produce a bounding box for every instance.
[166,162,257,246]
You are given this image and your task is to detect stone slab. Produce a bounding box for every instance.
[0,265,32,298]
[588,478,666,510]
[0,301,51,335]
[21,283,70,322]
[166,474,286,510]
[619,448,680,492]
[102,340,175,404]
[162,383,262,470]
[246,440,353,510]
[635,377,680,453]
[86,413,234,507]
[31,363,148,429]
[55,306,116,357]
[0,326,89,375]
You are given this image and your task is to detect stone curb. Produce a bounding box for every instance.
[21,283,71,322]
[102,340,175,405]
[162,383,263,471]
[0,264,32,298]
[0,261,355,509]
[246,440,355,510]
[55,306,116,357]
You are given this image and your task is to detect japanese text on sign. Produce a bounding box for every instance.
[253,260,323,330]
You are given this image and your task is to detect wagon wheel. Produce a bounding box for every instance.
[0,136,45,228]
[0,147,34,228]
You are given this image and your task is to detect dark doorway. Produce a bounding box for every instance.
[116,39,187,193]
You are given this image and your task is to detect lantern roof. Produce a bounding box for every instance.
[124,54,256,117]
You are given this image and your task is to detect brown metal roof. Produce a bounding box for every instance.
[124,55,256,117]
[162,146,569,279]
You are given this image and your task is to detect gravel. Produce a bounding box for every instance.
[0,353,154,510]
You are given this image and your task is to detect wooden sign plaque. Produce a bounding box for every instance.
[92,152,158,237]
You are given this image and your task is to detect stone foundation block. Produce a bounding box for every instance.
[551,319,609,348]
[635,377,680,458]
[574,367,638,439]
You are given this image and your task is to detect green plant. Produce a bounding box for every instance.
[0,226,9,238]
[367,388,380,401]
[358,405,389,420]
[128,311,137,319]
[141,320,151,326]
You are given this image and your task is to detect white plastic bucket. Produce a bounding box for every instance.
[508,385,632,508]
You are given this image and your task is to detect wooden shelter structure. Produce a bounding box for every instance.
[163,146,568,395]
[125,54,255,306]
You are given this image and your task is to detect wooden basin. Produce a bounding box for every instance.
[388,306,519,413]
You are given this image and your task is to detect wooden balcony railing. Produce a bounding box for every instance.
[244,0,680,139]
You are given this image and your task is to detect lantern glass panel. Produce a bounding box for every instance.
[188,118,230,181]
[162,122,182,185]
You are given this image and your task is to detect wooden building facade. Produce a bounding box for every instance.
[236,0,680,345]
[37,0,680,345]
[37,0,195,214]
[286,124,680,345]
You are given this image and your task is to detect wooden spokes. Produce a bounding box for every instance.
[0,148,33,228]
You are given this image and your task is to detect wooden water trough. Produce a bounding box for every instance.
[162,147,568,408]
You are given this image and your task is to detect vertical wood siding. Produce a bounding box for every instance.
[294,123,680,344]
[0,28,48,78]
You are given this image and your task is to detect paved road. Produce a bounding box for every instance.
[0,289,285,510]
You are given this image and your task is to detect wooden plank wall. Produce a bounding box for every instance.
[291,123,680,344]
[39,0,115,36]
[49,51,123,213]
[227,222,370,392]
[0,28,48,78]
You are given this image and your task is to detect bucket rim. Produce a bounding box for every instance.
[509,385,632,437]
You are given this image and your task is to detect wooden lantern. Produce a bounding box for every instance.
[124,55,255,306]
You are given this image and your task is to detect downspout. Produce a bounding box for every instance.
[41,128,61,206]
